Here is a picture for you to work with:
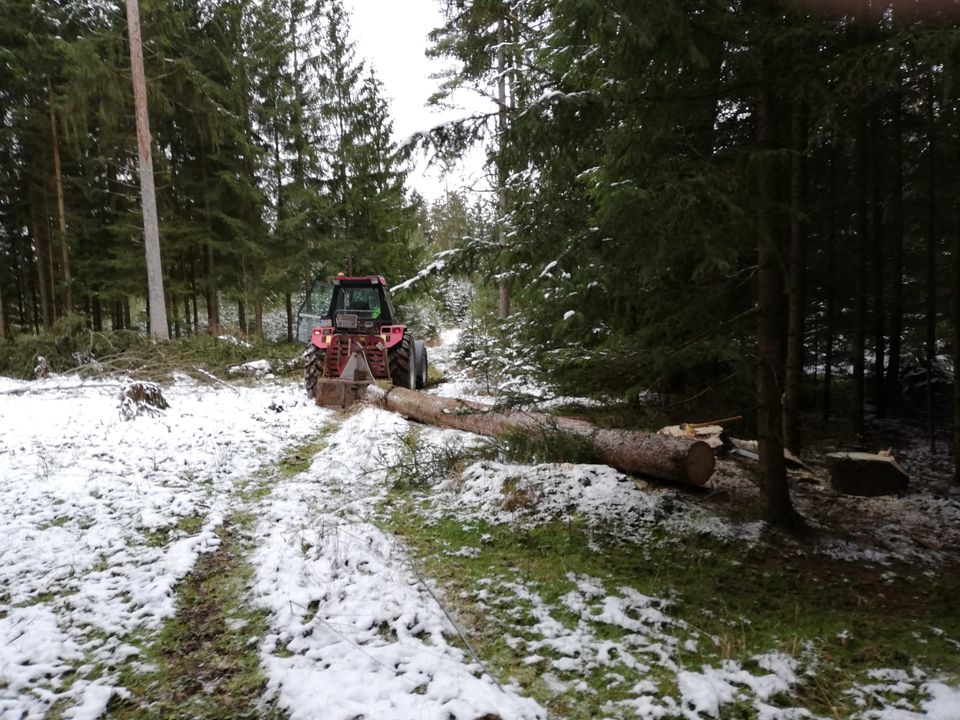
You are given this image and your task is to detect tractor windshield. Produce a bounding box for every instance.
[334,286,382,319]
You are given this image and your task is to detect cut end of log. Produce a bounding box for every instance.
[826,451,910,497]
[685,440,717,486]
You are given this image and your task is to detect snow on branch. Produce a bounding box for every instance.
[392,249,461,294]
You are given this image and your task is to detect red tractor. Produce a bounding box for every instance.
[299,275,427,404]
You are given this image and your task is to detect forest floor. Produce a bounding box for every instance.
[0,331,958,720]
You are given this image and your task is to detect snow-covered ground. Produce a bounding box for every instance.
[0,371,542,720]
[2,327,959,719]
[0,375,321,718]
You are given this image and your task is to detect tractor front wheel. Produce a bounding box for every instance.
[304,345,325,398]
[389,335,417,390]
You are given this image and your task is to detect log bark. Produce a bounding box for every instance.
[827,452,909,497]
[366,385,716,486]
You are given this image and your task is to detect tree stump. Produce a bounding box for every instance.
[826,452,909,497]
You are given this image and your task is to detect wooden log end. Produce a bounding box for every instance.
[684,440,716,486]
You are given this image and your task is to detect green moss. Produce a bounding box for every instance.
[38,515,70,530]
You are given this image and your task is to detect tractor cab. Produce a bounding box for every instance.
[328,275,398,333]
[296,274,397,342]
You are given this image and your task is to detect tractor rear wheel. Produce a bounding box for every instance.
[389,335,417,390]
[303,346,325,398]
[415,340,428,389]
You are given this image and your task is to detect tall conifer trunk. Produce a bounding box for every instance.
[48,79,72,315]
[29,180,53,331]
[125,0,168,340]
[870,117,886,417]
[852,109,868,439]
[925,77,937,453]
[286,293,294,343]
[822,149,838,421]
[92,295,102,332]
[784,103,806,452]
[954,216,959,485]
[496,13,510,319]
[190,258,199,331]
[0,283,6,340]
[238,299,246,336]
[202,147,220,335]
[757,20,801,529]
[15,242,28,331]
[887,83,905,407]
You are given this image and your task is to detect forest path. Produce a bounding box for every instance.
[245,405,543,720]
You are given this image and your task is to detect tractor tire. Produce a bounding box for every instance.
[389,334,417,390]
[415,340,428,389]
[303,345,325,399]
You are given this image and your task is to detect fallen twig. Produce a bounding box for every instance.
[192,366,242,394]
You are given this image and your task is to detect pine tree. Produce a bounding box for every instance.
[315,0,418,281]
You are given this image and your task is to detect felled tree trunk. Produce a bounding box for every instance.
[365,386,716,487]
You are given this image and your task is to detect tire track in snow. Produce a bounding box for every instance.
[250,406,545,720]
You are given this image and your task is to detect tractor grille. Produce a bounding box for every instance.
[323,335,390,380]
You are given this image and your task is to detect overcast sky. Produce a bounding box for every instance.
[342,0,490,203]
